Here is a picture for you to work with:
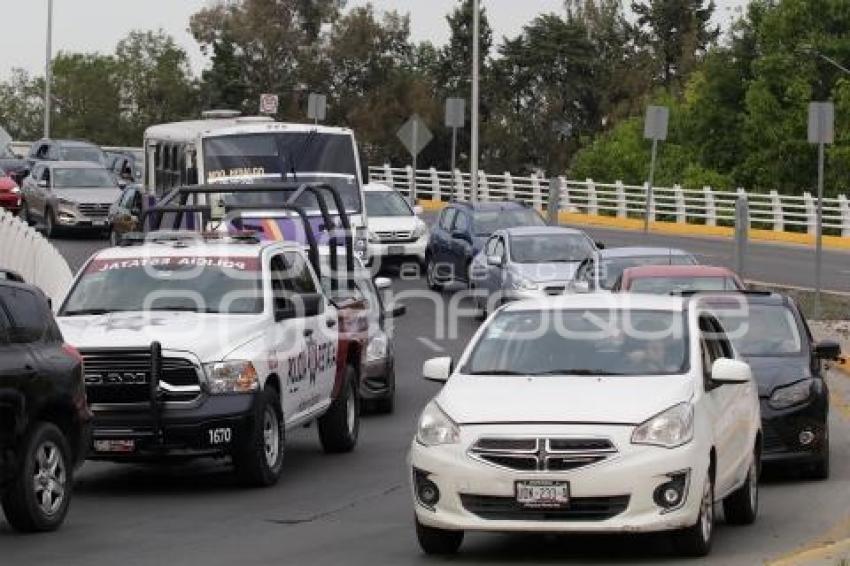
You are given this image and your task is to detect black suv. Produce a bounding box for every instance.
[0,273,91,531]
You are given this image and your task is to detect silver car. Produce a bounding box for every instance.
[470,226,598,316]
[20,161,121,238]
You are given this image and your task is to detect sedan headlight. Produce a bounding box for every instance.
[413,221,428,239]
[416,401,460,446]
[512,278,539,291]
[769,379,813,410]
[632,402,694,448]
[367,331,389,362]
[203,361,259,394]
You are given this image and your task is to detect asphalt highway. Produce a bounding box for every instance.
[2,235,849,565]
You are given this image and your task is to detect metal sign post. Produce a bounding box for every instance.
[470,0,480,203]
[734,195,749,279]
[396,115,434,202]
[808,101,834,319]
[307,93,327,124]
[44,0,53,138]
[643,105,669,233]
[445,98,465,201]
[547,178,561,226]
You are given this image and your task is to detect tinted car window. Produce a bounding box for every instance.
[453,212,470,233]
[0,286,49,343]
[473,208,545,236]
[365,191,412,217]
[439,208,457,231]
[0,306,10,344]
[714,304,803,356]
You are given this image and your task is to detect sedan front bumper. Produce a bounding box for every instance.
[410,424,710,534]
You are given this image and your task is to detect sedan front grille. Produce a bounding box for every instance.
[470,437,617,472]
[461,494,630,521]
[77,203,110,218]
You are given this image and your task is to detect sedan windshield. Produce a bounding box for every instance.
[53,168,116,188]
[365,191,412,217]
[511,234,594,263]
[462,309,689,376]
[62,147,106,164]
[474,209,545,236]
[60,256,264,315]
[592,255,696,290]
[714,304,803,356]
[630,276,740,294]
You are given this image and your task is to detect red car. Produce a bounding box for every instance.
[614,265,745,294]
[0,166,22,214]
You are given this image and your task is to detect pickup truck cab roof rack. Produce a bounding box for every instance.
[139,182,356,281]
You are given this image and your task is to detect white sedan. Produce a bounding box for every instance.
[410,294,761,557]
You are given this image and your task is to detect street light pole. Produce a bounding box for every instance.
[470,0,480,203]
[44,0,53,139]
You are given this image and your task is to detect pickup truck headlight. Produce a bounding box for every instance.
[769,379,813,410]
[367,331,388,362]
[632,402,694,448]
[416,401,460,446]
[203,361,259,394]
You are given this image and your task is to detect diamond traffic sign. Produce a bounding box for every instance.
[397,114,433,158]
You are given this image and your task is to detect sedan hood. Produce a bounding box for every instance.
[58,312,267,362]
[742,356,811,397]
[438,374,694,425]
[512,262,580,283]
[54,187,121,205]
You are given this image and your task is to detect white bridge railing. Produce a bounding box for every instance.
[369,165,850,237]
[0,210,73,303]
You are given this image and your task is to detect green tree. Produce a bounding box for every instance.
[50,53,122,145]
[114,30,198,144]
[0,70,44,141]
[631,0,720,88]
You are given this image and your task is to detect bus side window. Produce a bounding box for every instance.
[172,145,183,188]
[186,148,198,185]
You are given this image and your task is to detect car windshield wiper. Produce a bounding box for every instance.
[530,369,626,376]
[465,369,530,376]
[61,308,124,316]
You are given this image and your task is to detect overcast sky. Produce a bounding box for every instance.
[0,0,748,79]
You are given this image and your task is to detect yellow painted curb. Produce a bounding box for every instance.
[412,200,850,250]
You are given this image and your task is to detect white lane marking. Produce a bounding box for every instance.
[417,337,445,353]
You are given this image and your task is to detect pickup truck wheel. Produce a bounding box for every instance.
[672,471,714,557]
[1,422,72,532]
[318,365,359,453]
[723,448,759,525]
[232,387,285,487]
[415,517,463,555]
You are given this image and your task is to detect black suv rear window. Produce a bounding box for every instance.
[0,286,49,343]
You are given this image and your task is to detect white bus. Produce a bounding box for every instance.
[142,113,369,253]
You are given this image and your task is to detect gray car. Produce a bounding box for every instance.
[572,247,699,292]
[470,226,598,316]
[20,161,121,238]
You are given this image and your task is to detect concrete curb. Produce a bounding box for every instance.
[414,199,850,251]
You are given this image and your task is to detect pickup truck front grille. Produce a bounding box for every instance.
[81,348,201,406]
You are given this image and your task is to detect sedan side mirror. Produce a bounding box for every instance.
[711,358,752,385]
[595,241,606,250]
[423,356,453,383]
[814,340,841,361]
[486,254,503,267]
[385,303,407,318]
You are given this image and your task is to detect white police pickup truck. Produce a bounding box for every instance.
[55,232,360,486]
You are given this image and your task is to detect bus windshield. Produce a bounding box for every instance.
[203,132,361,213]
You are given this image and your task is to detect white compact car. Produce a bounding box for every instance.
[364,183,428,264]
[410,294,761,557]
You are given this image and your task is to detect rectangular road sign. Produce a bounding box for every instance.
[808,102,834,145]
[445,98,465,128]
[308,93,327,122]
[259,94,279,115]
[644,105,669,141]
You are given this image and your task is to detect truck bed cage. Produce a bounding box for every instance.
[140,183,356,279]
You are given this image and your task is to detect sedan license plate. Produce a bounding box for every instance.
[516,480,570,508]
[93,439,135,453]
[387,245,405,255]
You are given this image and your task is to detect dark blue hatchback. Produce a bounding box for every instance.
[425,201,545,290]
